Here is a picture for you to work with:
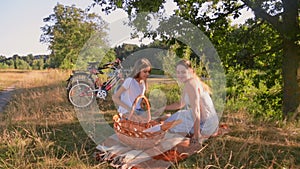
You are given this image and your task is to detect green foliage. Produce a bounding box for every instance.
[15,58,31,70]
[114,44,139,60]
[215,20,283,120]
[32,59,45,70]
[5,59,15,69]
[76,34,115,70]
[0,55,49,70]
[226,66,282,121]
[216,20,282,71]
[160,49,178,77]
[22,54,35,67]
[92,0,300,118]
[41,4,108,69]
[147,83,181,105]
[0,61,14,69]
[0,55,5,61]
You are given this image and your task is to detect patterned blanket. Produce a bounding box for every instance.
[95,124,229,169]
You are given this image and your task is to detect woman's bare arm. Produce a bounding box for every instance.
[154,95,185,115]
[185,81,201,141]
[112,86,131,113]
[164,99,185,111]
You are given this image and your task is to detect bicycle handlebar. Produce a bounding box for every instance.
[98,58,122,70]
[102,58,121,67]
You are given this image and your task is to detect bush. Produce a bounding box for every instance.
[147,83,181,105]
[226,67,282,121]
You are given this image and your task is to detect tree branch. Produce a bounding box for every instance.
[202,4,247,23]
[241,0,284,35]
[237,20,265,44]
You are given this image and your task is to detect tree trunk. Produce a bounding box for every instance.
[282,38,300,118]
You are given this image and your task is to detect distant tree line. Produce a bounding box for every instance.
[0,54,49,70]
[0,43,142,70]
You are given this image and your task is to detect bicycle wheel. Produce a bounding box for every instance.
[66,73,94,92]
[68,81,96,108]
[66,73,94,102]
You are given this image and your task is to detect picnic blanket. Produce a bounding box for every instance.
[95,124,229,169]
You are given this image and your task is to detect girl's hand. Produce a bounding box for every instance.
[190,137,199,144]
[190,135,204,145]
[146,116,151,123]
[190,135,209,144]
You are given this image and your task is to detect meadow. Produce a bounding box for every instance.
[0,69,299,169]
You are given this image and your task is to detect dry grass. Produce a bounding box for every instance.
[0,69,299,169]
[2,69,74,123]
[0,69,30,90]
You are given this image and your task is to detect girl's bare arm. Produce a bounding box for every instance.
[185,81,201,141]
[112,86,131,113]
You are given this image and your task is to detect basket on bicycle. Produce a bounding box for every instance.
[113,95,170,149]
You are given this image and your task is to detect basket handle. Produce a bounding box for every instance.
[128,95,151,123]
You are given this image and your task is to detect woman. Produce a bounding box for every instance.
[159,59,219,144]
[112,58,152,122]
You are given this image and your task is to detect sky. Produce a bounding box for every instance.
[0,0,253,58]
[0,0,121,57]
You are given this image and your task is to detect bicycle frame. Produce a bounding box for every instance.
[96,66,123,99]
[67,59,124,107]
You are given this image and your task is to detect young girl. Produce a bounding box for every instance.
[159,59,219,144]
[112,58,152,122]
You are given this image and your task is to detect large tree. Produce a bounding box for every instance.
[40,3,108,69]
[240,0,299,118]
[93,0,299,118]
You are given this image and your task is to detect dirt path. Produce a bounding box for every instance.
[0,86,15,113]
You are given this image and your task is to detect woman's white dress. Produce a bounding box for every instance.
[117,77,145,115]
[165,82,219,136]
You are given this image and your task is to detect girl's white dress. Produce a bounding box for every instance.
[117,77,145,115]
[165,82,219,136]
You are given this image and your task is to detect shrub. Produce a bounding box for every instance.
[226,67,282,121]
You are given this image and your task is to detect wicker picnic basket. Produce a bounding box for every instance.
[113,95,166,149]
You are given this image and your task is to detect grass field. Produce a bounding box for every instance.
[0,69,299,168]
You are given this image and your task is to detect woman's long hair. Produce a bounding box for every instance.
[176,59,212,94]
[128,58,152,89]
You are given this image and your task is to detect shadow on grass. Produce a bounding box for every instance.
[177,131,300,168]
[0,81,118,168]
[0,120,115,168]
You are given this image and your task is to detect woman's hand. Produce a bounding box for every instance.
[190,137,200,144]
[190,135,205,145]
[146,115,151,123]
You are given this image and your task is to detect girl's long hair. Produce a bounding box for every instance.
[129,58,152,89]
[176,59,212,94]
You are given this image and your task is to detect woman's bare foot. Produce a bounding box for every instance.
[155,113,171,122]
[161,119,182,131]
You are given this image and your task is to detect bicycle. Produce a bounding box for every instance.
[67,59,125,108]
